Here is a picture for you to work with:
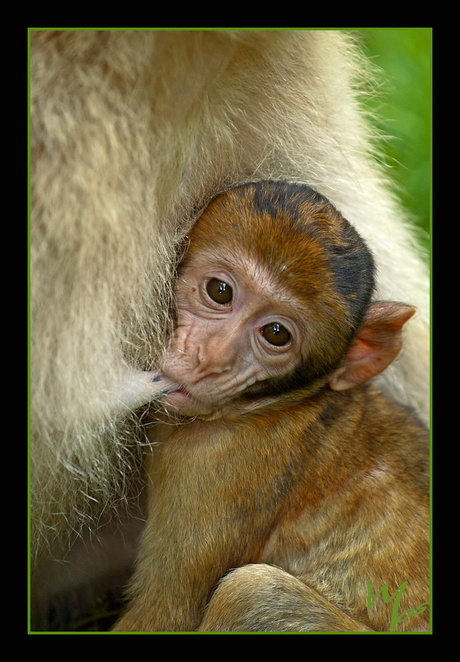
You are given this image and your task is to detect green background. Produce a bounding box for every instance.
[359,28,431,252]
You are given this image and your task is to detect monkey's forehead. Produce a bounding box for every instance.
[185,217,337,306]
[188,184,375,313]
[191,193,353,282]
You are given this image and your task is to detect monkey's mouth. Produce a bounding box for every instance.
[163,385,195,406]
[159,371,216,415]
[168,386,191,397]
[155,371,191,399]
[161,381,218,417]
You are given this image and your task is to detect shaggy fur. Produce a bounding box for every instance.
[112,183,428,632]
[30,30,429,563]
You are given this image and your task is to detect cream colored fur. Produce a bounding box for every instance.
[30,30,429,557]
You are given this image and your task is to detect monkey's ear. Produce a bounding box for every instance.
[329,302,416,391]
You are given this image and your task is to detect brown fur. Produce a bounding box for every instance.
[113,182,429,633]
[114,385,429,632]
[30,30,429,615]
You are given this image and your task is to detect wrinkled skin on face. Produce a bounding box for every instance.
[160,249,309,418]
[156,181,380,419]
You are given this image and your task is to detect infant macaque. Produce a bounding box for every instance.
[114,181,429,633]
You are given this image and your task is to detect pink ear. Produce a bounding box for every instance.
[329,302,416,391]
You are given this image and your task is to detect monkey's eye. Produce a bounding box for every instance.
[206,278,233,304]
[262,323,291,346]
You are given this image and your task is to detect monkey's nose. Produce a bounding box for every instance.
[194,342,233,377]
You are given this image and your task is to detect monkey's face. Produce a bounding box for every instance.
[160,250,308,418]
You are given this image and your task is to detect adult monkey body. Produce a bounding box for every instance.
[30,30,429,624]
[113,181,429,632]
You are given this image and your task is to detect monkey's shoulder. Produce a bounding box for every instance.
[314,383,428,441]
[308,385,430,492]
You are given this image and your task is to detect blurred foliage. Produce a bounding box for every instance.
[358,28,431,249]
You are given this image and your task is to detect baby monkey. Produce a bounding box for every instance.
[114,181,429,633]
